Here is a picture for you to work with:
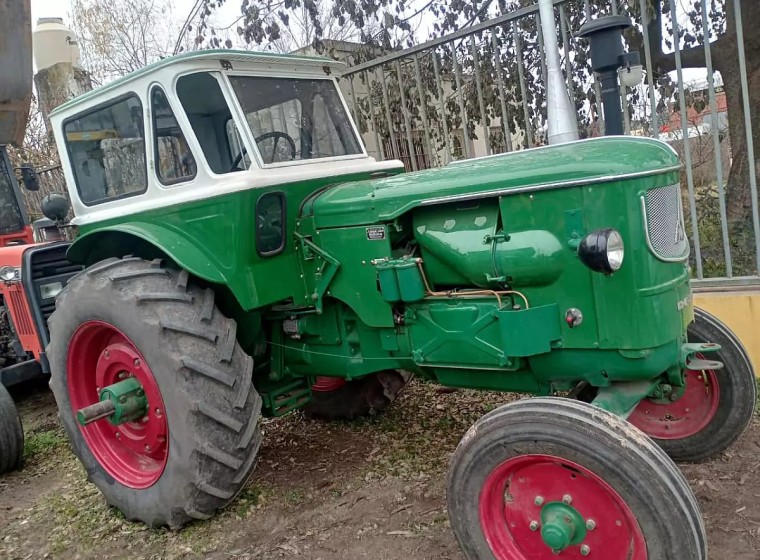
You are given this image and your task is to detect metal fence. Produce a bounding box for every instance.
[338,0,758,284]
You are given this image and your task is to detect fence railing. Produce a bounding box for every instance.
[338,0,759,283]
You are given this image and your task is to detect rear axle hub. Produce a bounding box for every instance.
[76,376,148,426]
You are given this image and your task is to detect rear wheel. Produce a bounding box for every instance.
[304,370,411,420]
[448,398,706,560]
[629,307,756,462]
[48,257,262,528]
[0,383,23,474]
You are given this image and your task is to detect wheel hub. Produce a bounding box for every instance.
[479,454,646,559]
[539,502,587,551]
[67,321,168,488]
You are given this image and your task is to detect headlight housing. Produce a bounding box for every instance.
[0,266,20,282]
[578,228,625,274]
[40,281,64,299]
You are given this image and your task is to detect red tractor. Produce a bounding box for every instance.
[0,0,82,474]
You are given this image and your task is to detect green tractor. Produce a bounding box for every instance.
[43,50,754,559]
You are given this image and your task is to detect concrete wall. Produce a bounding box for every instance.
[694,291,760,377]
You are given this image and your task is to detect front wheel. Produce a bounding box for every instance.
[0,383,23,474]
[629,307,756,463]
[448,398,706,560]
[48,258,262,528]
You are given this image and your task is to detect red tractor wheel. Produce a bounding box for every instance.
[0,382,23,474]
[304,370,411,420]
[448,398,706,560]
[629,307,756,463]
[48,257,262,528]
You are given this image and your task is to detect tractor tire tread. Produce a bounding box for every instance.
[47,257,262,529]
[0,383,23,475]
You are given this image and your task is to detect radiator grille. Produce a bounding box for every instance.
[9,290,34,336]
[643,184,689,261]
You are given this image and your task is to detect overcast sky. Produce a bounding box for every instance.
[30,0,240,31]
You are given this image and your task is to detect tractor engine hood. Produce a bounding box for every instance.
[308,137,681,229]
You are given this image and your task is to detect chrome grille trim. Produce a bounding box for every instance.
[641,184,690,262]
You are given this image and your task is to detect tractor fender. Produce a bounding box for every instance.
[67,224,227,285]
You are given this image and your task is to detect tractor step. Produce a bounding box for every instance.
[262,379,312,417]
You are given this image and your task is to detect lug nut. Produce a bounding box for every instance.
[562,494,572,504]
[134,359,140,367]
[534,496,544,506]
[115,431,121,439]
[144,445,151,452]
[142,416,149,423]
[155,408,162,416]
[104,350,110,359]
[529,521,539,531]
[580,544,591,556]
[586,519,596,530]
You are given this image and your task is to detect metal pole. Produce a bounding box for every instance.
[638,0,659,138]
[513,23,533,147]
[701,0,732,275]
[451,42,472,159]
[379,68,400,161]
[733,0,760,272]
[584,0,605,135]
[669,0,703,278]
[432,51,453,164]
[492,31,513,152]
[559,5,575,105]
[364,71,384,161]
[396,60,419,172]
[538,0,578,144]
[413,53,436,167]
[470,35,491,156]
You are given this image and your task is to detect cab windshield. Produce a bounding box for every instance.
[227,76,362,165]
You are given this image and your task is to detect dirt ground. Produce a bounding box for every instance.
[1,379,759,560]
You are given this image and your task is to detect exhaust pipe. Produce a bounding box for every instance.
[538,0,579,145]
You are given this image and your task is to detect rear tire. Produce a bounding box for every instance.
[304,370,411,420]
[629,307,756,462]
[448,398,706,560]
[0,383,23,474]
[48,257,262,528]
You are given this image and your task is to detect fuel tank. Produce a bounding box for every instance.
[0,0,33,146]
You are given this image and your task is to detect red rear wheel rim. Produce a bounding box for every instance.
[629,366,720,440]
[67,320,168,488]
[479,454,647,559]
[311,376,347,392]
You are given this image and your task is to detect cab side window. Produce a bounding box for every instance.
[151,87,197,184]
[63,94,147,205]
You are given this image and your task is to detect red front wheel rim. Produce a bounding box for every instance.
[479,454,647,559]
[67,320,168,488]
[629,366,720,440]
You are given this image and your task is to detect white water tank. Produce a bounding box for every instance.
[33,17,81,71]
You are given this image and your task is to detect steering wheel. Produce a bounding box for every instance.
[229,131,297,170]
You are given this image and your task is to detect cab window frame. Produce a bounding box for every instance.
[150,84,198,186]
[62,91,149,207]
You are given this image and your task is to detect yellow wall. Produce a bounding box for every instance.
[694,291,760,376]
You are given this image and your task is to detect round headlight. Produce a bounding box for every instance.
[0,266,18,282]
[578,228,625,274]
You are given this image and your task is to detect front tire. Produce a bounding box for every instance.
[48,257,262,528]
[448,398,706,560]
[304,370,411,420]
[0,383,23,474]
[629,307,756,462]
